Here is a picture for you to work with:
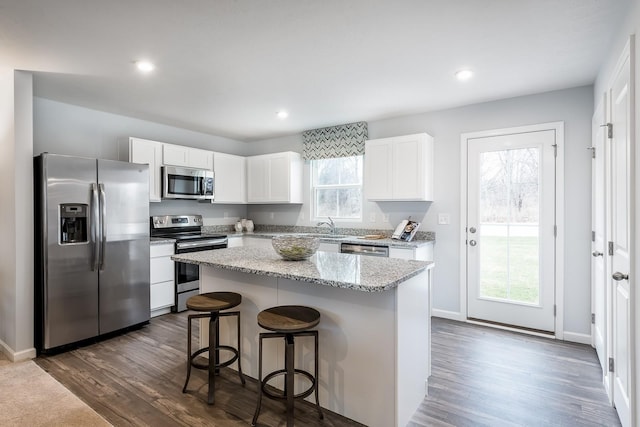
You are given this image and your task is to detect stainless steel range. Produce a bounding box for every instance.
[150,215,227,312]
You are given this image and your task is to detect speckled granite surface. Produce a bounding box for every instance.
[225,232,433,248]
[203,224,435,242]
[172,246,432,292]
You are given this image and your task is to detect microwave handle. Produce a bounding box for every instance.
[200,176,205,196]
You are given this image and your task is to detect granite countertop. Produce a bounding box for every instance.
[229,232,434,248]
[171,246,432,292]
[151,237,176,245]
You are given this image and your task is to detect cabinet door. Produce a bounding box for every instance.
[364,139,393,200]
[268,153,291,202]
[129,137,163,202]
[318,242,339,253]
[213,152,246,203]
[188,148,214,170]
[163,144,189,167]
[247,156,269,202]
[392,134,425,200]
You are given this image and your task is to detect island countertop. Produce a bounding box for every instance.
[172,246,432,292]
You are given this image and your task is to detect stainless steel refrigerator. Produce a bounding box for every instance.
[34,153,150,352]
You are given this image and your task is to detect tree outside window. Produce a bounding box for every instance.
[312,156,363,220]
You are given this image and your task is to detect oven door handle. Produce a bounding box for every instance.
[176,239,228,250]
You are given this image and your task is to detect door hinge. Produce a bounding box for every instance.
[589,146,596,159]
[552,144,558,157]
[554,225,557,237]
[608,241,614,256]
[554,305,557,316]
[592,231,596,242]
[591,313,595,324]
[609,357,615,373]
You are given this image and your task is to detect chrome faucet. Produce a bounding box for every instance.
[317,217,336,234]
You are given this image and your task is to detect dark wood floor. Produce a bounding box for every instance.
[35,314,620,427]
[36,312,363,427]
[409,319,621,427]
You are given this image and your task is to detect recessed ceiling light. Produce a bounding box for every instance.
[276,111,289,119]
[455,69,474,81]
[135,60,155,73]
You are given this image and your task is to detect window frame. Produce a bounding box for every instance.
[310,156,363,222]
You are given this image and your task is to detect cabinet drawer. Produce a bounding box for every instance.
[150,256,174,283]
[151,244,174,258]
[151,280,174,310]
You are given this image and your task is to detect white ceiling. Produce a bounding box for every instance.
[0,0,630,141]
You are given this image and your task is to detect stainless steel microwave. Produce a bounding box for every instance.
[162,166,214,200]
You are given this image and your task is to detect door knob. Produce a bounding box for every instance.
[612,272,629,281]
[469,240,477,247]
[592,251,603,257]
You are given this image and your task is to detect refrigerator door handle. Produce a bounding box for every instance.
[91,183,100,271]
[99,183,106,271]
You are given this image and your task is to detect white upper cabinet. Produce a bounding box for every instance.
[163,143,214,170]
[247,152,303,203]
[129,137,163,202]
[364,133,434,201]
[213,152,246,204]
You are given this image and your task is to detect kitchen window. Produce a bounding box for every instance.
[311,156,363,220]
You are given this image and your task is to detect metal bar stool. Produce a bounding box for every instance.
[252,305,323,427]
[182,292,245,404]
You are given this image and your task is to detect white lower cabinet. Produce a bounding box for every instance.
[389,242,433,261]
[319,242,339,252]
[242,236,273,248]
[150,243,175,317]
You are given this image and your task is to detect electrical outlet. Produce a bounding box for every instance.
[438,213,450,225]
[382,214,389,222]
[369,213,376,222]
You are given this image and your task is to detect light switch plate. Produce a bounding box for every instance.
[438,213,450,225]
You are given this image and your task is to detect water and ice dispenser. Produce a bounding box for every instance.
[59,204,88,244]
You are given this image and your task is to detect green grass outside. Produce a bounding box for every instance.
[479,235,539,304]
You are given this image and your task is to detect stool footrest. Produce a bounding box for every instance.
[261,368,316,401]
[189,345,240,370]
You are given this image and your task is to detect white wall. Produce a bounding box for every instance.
[33,97,249,223]
[0,70,35,361]
[246,86,594,337]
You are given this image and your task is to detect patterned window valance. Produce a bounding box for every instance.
[302,121,368,160]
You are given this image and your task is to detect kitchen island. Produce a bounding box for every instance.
[172,247,433,427]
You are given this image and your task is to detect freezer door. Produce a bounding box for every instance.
[36,154,100,350]
[97,159,150,333]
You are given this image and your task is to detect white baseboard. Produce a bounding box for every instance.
[0,339,36,362]
[562,331,592,345]
[431,308,465,321]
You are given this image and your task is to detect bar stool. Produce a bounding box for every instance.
[252,305,323,427]
[182,292,245,404]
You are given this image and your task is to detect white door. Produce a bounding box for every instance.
[466,129,557,332]
[609,41,633,427]
[591,95,612,400]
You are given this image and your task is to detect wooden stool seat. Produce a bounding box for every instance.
[257,305,320,332]
[186,292,241,312]
[252,305,323,427]
[182,291,245,405]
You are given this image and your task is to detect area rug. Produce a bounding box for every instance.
[0,360,111,426]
